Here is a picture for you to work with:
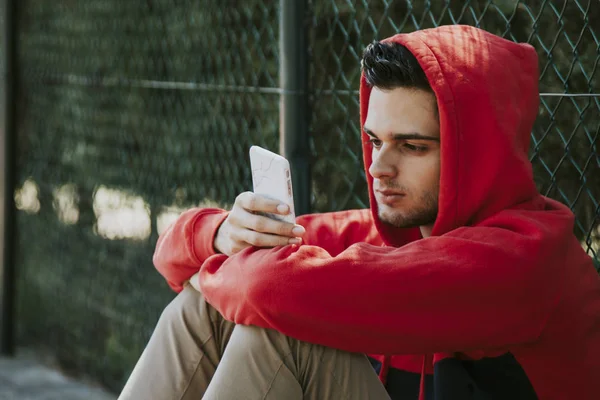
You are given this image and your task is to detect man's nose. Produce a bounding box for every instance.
[368,149,397,179]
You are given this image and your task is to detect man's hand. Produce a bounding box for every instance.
[214,192,305,256]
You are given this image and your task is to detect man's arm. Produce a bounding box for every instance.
[199,210,570,355]
[153,195,384,292]
[154,192,301,292]
[185,207,386,291]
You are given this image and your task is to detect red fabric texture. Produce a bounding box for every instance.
[153,25,600,399]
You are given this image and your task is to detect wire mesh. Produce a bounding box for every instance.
[9,0,599,393]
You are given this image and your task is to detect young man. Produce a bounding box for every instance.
[120,25,600,399]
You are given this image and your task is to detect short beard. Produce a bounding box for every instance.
[379,189,438,229]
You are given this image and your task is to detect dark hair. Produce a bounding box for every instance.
[361,41,432,92]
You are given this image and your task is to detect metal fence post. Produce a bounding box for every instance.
[279,0,311,216]
[0,0,17,356]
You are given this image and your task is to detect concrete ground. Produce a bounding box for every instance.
[0,351,116,400]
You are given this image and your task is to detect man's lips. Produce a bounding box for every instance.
[376,190,405,205]
[376,190,405,196]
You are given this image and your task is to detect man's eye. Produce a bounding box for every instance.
[368,138,382,148]
[403,143,428,152]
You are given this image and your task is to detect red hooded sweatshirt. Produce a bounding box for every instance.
[153,25,600,399]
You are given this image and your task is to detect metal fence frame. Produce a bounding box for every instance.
[280,0,311,217]
[0,0,17,356]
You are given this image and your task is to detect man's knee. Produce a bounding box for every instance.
[158,285,204,331]
[230,324,304,356]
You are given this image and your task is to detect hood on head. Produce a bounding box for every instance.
[360,25,540,246]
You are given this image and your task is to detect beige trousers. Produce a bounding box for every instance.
[118,285,390,400]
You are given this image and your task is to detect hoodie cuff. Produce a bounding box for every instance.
[192,210,229,261]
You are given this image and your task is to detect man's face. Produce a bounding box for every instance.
[364,87,440,230]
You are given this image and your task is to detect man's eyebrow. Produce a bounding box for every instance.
[363,127,440,142]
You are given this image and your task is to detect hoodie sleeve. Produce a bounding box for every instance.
[153,208,228,292]
[296,209,383,252]
[153,208,383,292]
[199,211,567,355]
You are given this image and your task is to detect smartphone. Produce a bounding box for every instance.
[249,145,296,224]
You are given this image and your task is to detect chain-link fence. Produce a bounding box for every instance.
[4,0,599,393]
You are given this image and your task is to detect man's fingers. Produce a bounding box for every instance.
[241,230,300,248]
[235,209,304,237]
[236,191,290,215]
